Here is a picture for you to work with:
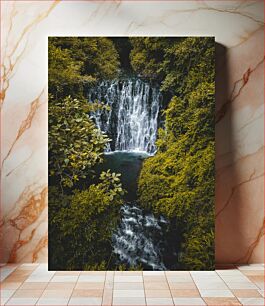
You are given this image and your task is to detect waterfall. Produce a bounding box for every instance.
[89,79,161,154]
[112,204,168,270]
[89,79,166,270]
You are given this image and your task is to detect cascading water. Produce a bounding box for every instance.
[89,78,168,270]
[89,79,161,154]
[112,204,168,270]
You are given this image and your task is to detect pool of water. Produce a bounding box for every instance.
[99,151,150,201]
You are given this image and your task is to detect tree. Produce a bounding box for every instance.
[48,37,125,270]
[134,37,215,270]
[48,43,95,99]
[48,95,110,188]
[48,37,120,98]
[49,171,124,270]
[48,37,121,188]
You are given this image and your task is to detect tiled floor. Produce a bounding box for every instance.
[0,264,264,305]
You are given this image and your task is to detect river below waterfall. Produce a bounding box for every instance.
[89,79,177,270]
[112,203,168,270]
[97,151,169,270]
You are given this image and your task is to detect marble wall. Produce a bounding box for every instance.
[1,0,264,264]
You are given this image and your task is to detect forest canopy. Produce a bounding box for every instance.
[48,37,215,270]
[132,37,215,270]
[48,37,124,270]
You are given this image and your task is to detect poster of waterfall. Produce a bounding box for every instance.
[48,37,215,271]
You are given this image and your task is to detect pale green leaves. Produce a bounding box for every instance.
[49,96,110,187]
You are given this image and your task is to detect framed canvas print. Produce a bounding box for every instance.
[48,37,215,271]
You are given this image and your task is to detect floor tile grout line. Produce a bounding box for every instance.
[229,267,249,306]
[23,286,46,306]
[1,263,38,284]
[191,269,232,304]
[190,270,202,297]
[217,266,260,301]
[164,270,175,305]
[2,275,19,305]
[65,292,72,306]
[199,267,246,306]
[1,264,265,305]
[142,270,148,306]
[2,287,13,305]
[33,264,50,304]
[67,271,80,305]
[101,270,107,306]
[110,271,114,306]
[217,269,252,280]
[3,264,45,306]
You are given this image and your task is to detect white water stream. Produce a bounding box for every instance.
[112,204,168,270]
[89,79,167,270]
[89,79,161,154]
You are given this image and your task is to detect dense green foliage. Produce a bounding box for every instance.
[48,96,109,188]
[49,37,120,98]
[48,38,123,270]
[49,171,124,270]
[133,37,215,270]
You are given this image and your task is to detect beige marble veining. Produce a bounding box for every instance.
[0,0,264,264]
